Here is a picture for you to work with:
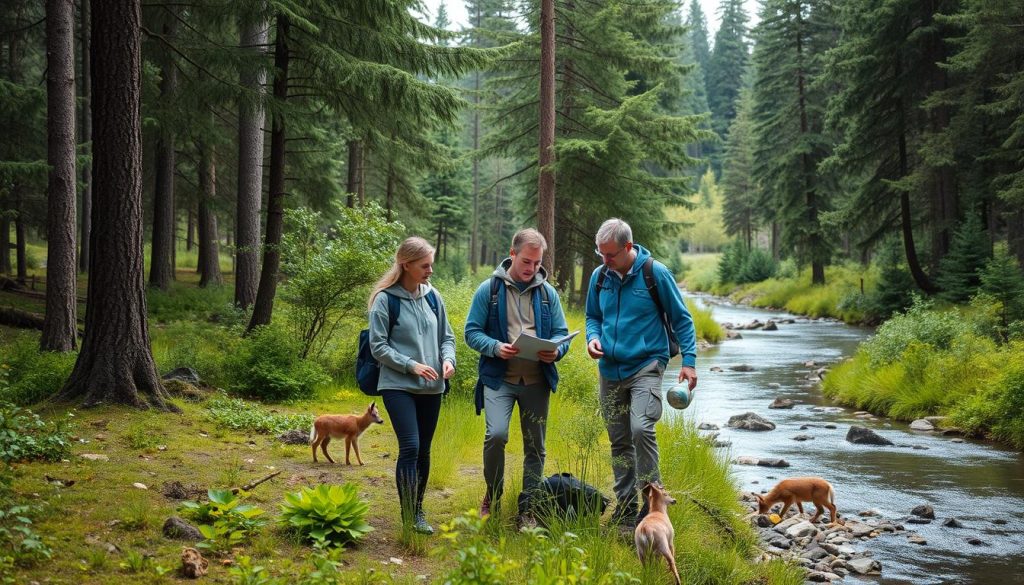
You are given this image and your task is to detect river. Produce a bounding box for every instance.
[664,293,1024,585]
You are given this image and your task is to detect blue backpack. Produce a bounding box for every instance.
[356,290,444,396]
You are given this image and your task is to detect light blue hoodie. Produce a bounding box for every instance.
[585,243,697,381]
[368,283,456,395]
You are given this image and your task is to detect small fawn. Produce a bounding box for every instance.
[310,402,385,465]
[634,482,681,585]
[755,476,841,524]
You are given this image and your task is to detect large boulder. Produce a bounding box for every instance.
[847,557,881,575]
[729,412,777,431]
[911,504,935,519]
[278,429,310,445]
[846,426,894,446]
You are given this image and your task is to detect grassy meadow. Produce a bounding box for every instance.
[0,257,801,584]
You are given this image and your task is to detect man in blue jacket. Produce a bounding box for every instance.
[585,218,698,531]
[465,228,571,529]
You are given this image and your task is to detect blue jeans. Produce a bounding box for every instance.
[380,390,442,519]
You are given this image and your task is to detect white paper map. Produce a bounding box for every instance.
[510,330,580,361]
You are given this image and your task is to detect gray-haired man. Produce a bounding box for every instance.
[584,218,698,530]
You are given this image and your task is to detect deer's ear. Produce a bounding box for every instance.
[370,401,376,410]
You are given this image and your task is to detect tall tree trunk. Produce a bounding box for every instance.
[894,59,935,294]
[186,208,194,251]
[346,140,361,208]
[795,6,824,286]
[198,144,222,287]
[58,0,174,410]
[0,219,10,274]
[78,0,91,273]
[537,0,556,277]
[385,163,394,222]
[247,14,289,333]
[14,189,27,285]
[471,70,480,272]
[358,142,366,207]
[148,17,177,290]
[1008,209,1024,269]
[42,0,79,351]
[235,13,267,309]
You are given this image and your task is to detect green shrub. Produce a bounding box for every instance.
[436,512,518,585]
[716,242,745,284]
[180,489,267,556]
[736,246,777,283]
[280,484,373,548]
[0,501,52,568]
[205,393,313,434]
[225,324,329,401]
[862,297,969,366]
[0,333,76,405]
[280,205,402,359]
[147,281,235,323]
[0,397,72,463]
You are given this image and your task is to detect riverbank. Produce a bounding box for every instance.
[682,254,879,325]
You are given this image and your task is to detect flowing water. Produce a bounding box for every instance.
[663,293,1024,585]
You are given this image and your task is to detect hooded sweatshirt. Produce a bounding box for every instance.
[584,243,697,382]
[368,282,456,395]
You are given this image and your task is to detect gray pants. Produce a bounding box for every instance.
[599,360,665,516]
[483,381,549,514]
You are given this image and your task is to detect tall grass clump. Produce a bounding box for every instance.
[0,332,76,405]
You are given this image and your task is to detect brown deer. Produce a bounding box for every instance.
[310,402,384,465]
[755,476,841,524]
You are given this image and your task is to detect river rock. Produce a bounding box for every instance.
[847,558,880,575]
[763,320,778,331]
[911,504,935,519]
[80,453,109,461]
[735,456,760,466]
[905,517,931,525]
[967,538,986,546]
[792,434,815,441]
[951,438,965,443]
[909,419,935,431]
[767,382,781,389]
[846,426,894,446]
[757,458,790,468]
[941,518,965,528]
[769,398,796,409]
[163,516,202,541]
[774,517,804,534]
[924,415,948,426]
[731,364,756,372]
[824,423,837,429]
[698,422,720,430]
[710,366,723,372]
[729,412,777,431]
[907,534,927,545]
[787,521,820,538]
[726,330,743,340]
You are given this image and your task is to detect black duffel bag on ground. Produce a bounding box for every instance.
[538,472,611,518]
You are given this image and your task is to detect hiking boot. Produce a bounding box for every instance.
[608,504,638,528]
[515,513,538,531]
[413,511,434,535]
[479,494,492,518]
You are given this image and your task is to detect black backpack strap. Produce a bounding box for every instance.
[596,265,609,298]
[643,257,677,349]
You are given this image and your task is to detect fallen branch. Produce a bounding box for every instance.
[231,470,282,495]
[682,492,736,541]
[0,307,45,330]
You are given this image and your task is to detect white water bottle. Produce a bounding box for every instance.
[666,383,692,410]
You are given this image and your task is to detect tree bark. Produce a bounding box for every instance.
[537,0,556,279]
[41,0,79,352]
[234,13,267,309]
[148,17,177,290]
[247,14,289,332]
[0,219,10,274]
[14,190,27,285]
[186,208,194,252]
[346,140,361,208]
[78,0,91,273]
[198,143,222,287]
[57,0,174,410]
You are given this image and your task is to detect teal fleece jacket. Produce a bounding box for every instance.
[368,283,456,395]
[584,243,697,382]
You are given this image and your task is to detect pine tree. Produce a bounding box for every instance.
[750,0,836,285]
[936,212,991,303]
[980,243,1024,325]
[686,0,711,89]
[721,88,758,249]
[706,0,749,141]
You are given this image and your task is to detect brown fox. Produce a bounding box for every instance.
[755,476,840,524]
[310,402,385,465]
[634,482,681,585]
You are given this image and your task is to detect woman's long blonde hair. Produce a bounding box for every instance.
[367,236,436,311]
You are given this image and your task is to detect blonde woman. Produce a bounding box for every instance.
[367,237,456,535]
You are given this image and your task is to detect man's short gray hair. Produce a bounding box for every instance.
[595,218,632,247]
